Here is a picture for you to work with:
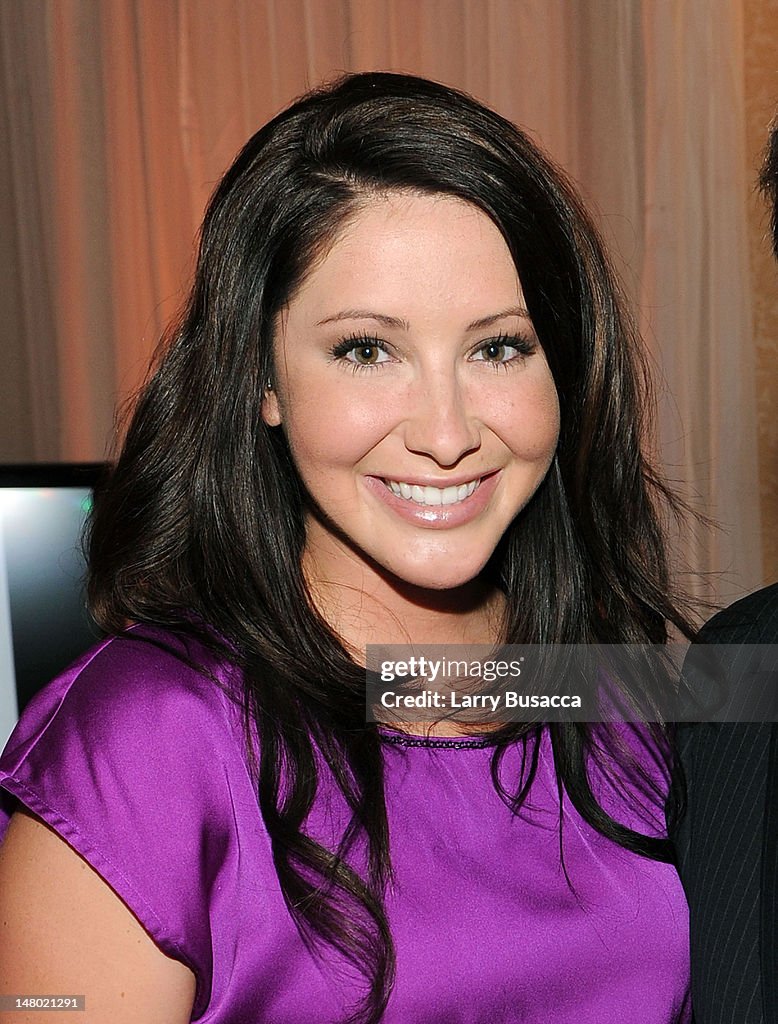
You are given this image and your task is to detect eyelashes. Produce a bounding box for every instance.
[329,331,391,370]
[471,332,537,366]
[328,330,538,373]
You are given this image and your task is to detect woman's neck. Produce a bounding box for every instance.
[302,545,507,655]
[301,541,509,738]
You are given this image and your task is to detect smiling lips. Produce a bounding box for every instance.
[383,477,481,507]
[366,470,500,528]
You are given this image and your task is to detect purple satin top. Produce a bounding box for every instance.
[0,627,691,1022]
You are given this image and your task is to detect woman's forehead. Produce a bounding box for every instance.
[280,192,525,331]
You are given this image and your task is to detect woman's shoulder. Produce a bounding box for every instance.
[0,622,252,851]
[56,620,242,709]
[0,624,254,1021]
[2,623,244,771]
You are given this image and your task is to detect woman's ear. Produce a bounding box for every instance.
[261,381,282,427]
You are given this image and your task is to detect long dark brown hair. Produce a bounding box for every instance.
[87,72,695,1023]
[759,116,778,257]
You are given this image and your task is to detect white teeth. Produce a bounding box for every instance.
[384,478,481,507]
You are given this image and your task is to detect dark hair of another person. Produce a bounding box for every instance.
[759,118,778,258]
[87,72,696,1024]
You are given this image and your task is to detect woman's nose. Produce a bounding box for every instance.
[401,371,481,468]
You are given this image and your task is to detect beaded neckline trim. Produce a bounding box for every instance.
[379,732,494,749]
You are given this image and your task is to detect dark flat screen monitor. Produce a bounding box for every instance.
[0,464,107,747]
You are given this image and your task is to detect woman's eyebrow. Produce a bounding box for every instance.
[315,305,531,331]
[315,309,410,330]
[465,306,531,330]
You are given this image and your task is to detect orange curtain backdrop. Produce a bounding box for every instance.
[0,0,60,457]
[0,0,767,601]
[744,0,778,586]
[638,1,760,602]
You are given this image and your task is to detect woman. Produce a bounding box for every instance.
[0,72,693,1022]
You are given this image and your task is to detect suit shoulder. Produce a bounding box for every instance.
[699,581,778,643]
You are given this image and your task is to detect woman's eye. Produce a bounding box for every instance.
[348,342,389,366]
[472,335,534,365]
[330,334,392,370]
[480,341,512,362]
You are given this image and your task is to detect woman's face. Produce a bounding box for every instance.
[262,191,560,593]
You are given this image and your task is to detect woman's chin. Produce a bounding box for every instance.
[383,557,491,594]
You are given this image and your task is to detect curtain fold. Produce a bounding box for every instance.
[0,0,767,599]
[638,0,760,602]
[0,0,60,457]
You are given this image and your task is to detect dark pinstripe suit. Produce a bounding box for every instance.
[674,583,778,1023]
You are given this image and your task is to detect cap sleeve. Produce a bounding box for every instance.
[0,628,248,1019]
